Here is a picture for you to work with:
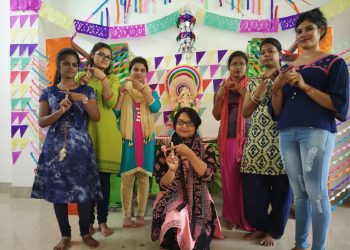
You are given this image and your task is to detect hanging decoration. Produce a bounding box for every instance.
[10,0,42,12]
[176,9,196,59]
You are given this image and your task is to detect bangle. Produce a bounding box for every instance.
[105,92,114,101]
[303,84,315,94]
[82,96,88,104]
[251,91,264,104]
[101,75,108,82]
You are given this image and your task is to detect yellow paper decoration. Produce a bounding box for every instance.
[320,0,350,19]
[38,2,74,31]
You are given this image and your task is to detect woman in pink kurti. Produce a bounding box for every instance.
[152,107,223,250]
[212,51,252,231]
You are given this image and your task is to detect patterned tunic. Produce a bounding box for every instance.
[31,85,103,203]
[152,134,220,250]
[241,77,286,175]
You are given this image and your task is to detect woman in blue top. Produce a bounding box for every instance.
[271,9,349,250]
[31,48,102,249]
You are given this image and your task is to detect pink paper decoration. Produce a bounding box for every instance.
[240,19,279,32]
[109,24,146,39]
[10,0,42,12]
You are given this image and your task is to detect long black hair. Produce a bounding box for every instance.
[295,8,328,40]
[53,48,80,85]
[88,42,113,75]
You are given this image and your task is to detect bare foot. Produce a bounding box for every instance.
[89,224,94,235]
[99,223,113,237]
[134,216,145,228]
[82,235,99,248]
[122,217,134,229]
[53,237,70,250]
[243,230,265,240]
[260,233,275,247]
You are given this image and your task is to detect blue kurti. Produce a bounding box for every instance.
[114,91,161,176]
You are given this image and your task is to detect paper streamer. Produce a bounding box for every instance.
[329,167,350,182]
[110,24,146,39]
[329,176,350,193]
[330,159,350,175]
[38,2,74,31]
[330,185,350,201]
[204,12,239,32]
[74,20,109,39]
[10,0,42,12]
[279,13,300,30]
[146,11,179,35]
[240,19,279,32]
[331,192,350,212]
[332,143,350,156]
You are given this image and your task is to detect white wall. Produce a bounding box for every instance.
[1,0,349,187]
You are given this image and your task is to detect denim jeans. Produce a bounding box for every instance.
[279,127,335,250]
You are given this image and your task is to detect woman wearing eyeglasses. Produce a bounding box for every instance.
[152,107,223,250]
[76,42,122,237]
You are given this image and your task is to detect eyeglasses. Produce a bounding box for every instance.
[95,51,112,61]
[177,119,195,127]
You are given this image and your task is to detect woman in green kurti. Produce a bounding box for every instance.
[76,42,122,237]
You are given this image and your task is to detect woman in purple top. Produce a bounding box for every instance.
[271,9,349,250]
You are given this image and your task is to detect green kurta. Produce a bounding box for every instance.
[76,73,122,173]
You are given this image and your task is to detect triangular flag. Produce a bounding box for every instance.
[19,125,28,137]
[197,93,204,100]
[196,51,205,64]
[10,71,20,83]
[10,16,19,28]
[30,15,38,26]
[218,50,228,63]
[210,65,220,77]
[20,71,30,83]
[20,15,29,28]
[202,79,212,92]
[11,98,21,110]
[19,44,28,56]
[146,71,155,83]
[175,54,182,65]
[161,95,170,108]
[154,57,164,70]
[159,84,165,96]
[11,111,28,124]
[19,138,29,150]
[12,139,20,151]
[12,151,21,164]
[28,44,38,56]
[20,98,31,109]
[10,44,19,56]
[198,65,209,76]
[163,111,173,124]
[19,84,30,97]
[154,112,162,123]
[197,107,206,117]
[21,58,31,70]
[11,125,21,137]
[213,78,223,92]
[164,55,173,68]
[156,70,167,82]
[11,29,20,42]
[149,83,158,91]
[11,58,21,70]
[206,51,216,63]
[221,65,228,77]
[11,84,19,97]
[29,29,38,42]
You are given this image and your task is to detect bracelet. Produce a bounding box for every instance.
[303,84,315,94]
[105,92,114,101]
[100,75,108,82]
[82,96,88,104]
[251,91,264,104]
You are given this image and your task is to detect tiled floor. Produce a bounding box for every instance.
[0,193,349,250]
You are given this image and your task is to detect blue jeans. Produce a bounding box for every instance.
[279,127,335,250]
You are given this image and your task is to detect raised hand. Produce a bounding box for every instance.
[59,94,72,113]
[60,90,87,103]
[165,142,179,172]
[262,68,280,81]
[85,65,107,81]
[126,76,145,91]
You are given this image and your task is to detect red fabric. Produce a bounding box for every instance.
[218,76,249,165]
